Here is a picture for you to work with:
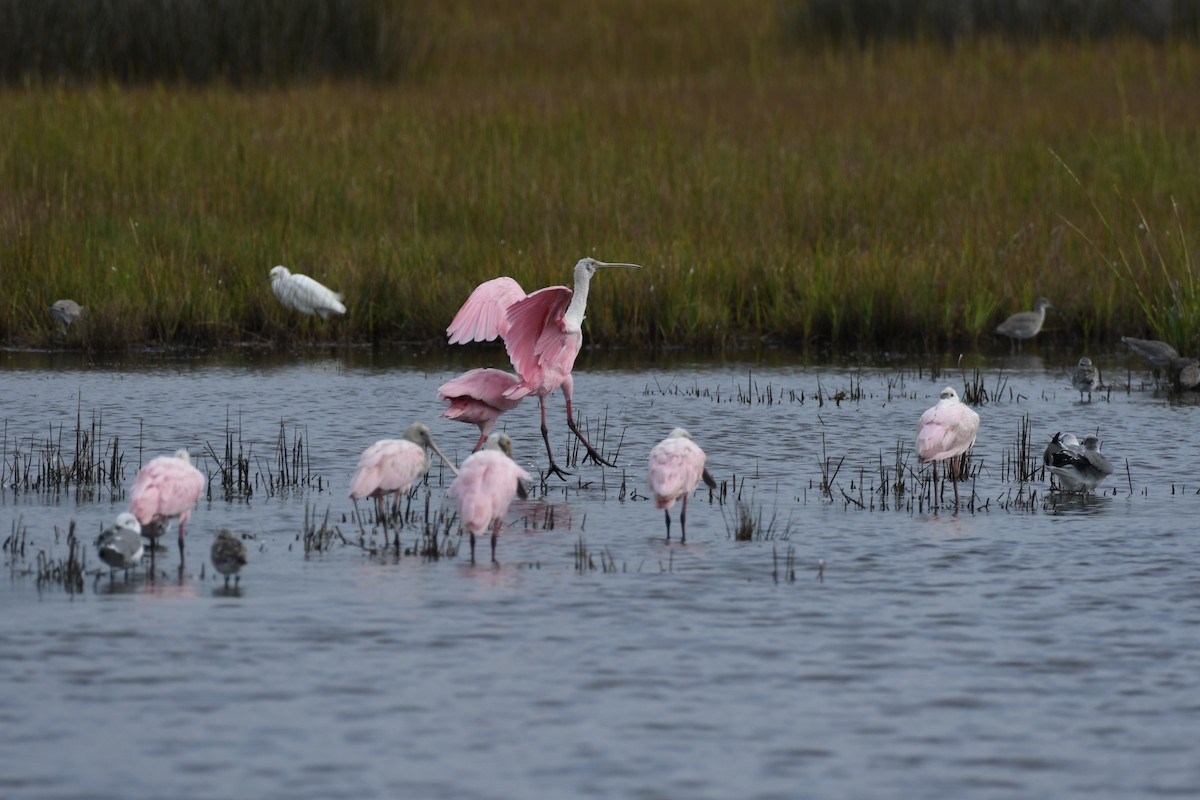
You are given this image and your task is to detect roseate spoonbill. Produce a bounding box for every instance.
[446,257,642,478]
[1071,357,1099,402]
[348,422,458,524]
[1046,434,1113,492]
[647,428,717,543]
[211,529,248,588]
[915,387,980,509]
[128,450,205,563]
[49,299,83,326]
[269,265,346,318]
[448,432,532,563]
[438,368,524,452]
[995,297,1053,348]
[95,513,144,578]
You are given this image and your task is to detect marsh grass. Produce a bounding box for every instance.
[1,403,126,497]
[2,2,1200,350]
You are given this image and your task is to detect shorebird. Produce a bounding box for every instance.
[95,513,144,579]
[1071,357,1100,402]
[1046,434,1113,492]
[211,529,248,588]
[995,298,1053,349]
[49,299,84,327]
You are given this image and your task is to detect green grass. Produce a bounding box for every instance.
[3,1,1200,354]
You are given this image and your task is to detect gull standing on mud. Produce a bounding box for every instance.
[647,428,717,543]
[446,257,642,479]
[349,422,457,524]
[95,513,144,578]
[1071,357,1099,402]
[448,432,531,563]
[211,529,248,588]
[438,368,525,453]
[269,265,346,318]
[1046,434,1114,492]
[128,450,206,564]
[994,297,1053,348]
[915,387,980,509]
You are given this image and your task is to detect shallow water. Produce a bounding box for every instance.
[2,347,1198,799]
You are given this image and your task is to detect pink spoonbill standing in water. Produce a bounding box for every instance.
[348,422,458,531]
[915,387,980,510]
[438,368,525,452]
[128,449,206,564]
[647,428,716,543]
[446,257,641,479]
[449,432,531,563]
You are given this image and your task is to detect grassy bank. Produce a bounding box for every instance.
[3,1,1200,352]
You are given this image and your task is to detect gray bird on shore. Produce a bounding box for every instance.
[211,529,248,588]
[49,299,84,327]
[95,513,144,578]
[1120,336,1178,367]
[995,297,1053,348]
[1071,357,1099,402]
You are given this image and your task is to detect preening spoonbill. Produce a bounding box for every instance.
[269,265,346,318]
[49,299,84,326]
[446,257,641,478]
[647,428,716,543]
[211,529,248,588]
[1046,434,1113,492]
[1071,357,1099,402]
[438,368,524,452]
[448,432,531,563]
[95,513,144,577]
[915,387,980,509]
[348,423,457,524]
[128,450,206,563]
[995,297,1053,348]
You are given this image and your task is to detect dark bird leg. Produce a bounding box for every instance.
[469,532,477,564]
[538,396,570,480]
[178,522,186,566]
[663,509,671,541]
[491,519,499,563]
[562,382,615,468]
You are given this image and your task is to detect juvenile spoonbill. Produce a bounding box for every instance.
[1046,434,1114,492]
[995,297,1053,348]
[211,529,248,588]
[128,450,206,563]
[448,432,531,563]
[49,299,84,327]
[438,368,524,452]
[95,513,144,578]
[446,257,642,479]
[647,428,717,543]
[269,265,346,318]
[915,387,980,509]
[348,422,457,524]
[1071,357,1099,402]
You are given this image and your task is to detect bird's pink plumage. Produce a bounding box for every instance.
[449,450,531,535]
[915,397,979,463]
[128,455,205,525]
[502,286,577,398]
[647,436,708,510]
[446,277,525,344]
[348,439,429,499]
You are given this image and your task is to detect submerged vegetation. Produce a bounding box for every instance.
[2,0,1200,353]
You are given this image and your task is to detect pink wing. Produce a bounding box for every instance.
[438,368,523,414]
[915,404,979,462]
[449,451,532,534]
[502,286,577,397]
[447,277,526,344]
[129,456,205,524]
[348,439,428,498]
[647,438,707,510]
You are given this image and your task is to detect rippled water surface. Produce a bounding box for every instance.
[2,348,1198,799]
